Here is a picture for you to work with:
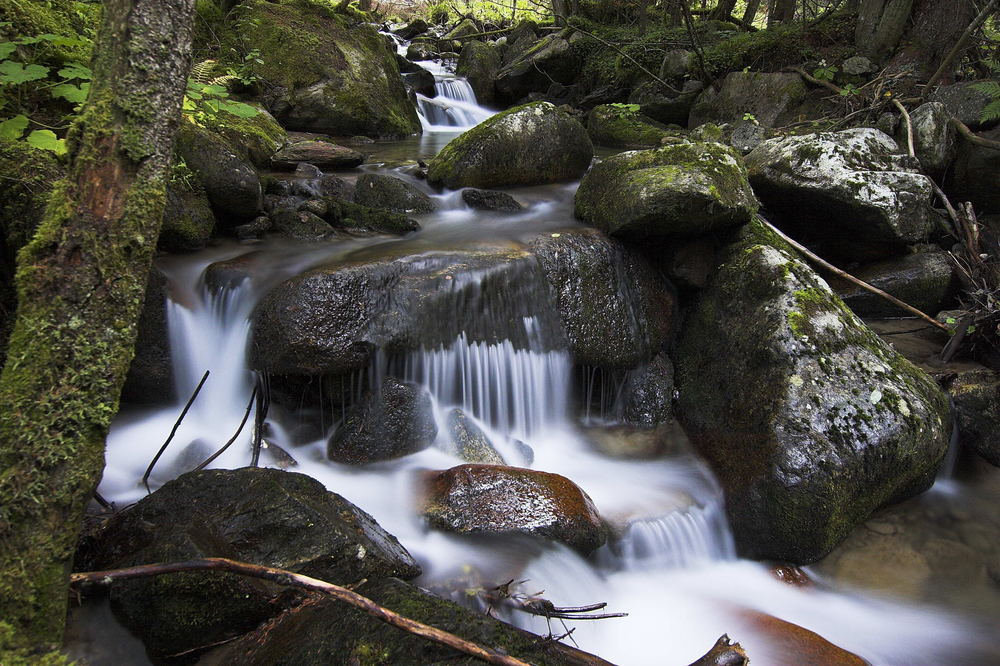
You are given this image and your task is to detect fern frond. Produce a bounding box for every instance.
[208,73,238,88]
[980,99,1000,124]
[190,59,219,85]
[972,80,1000,98]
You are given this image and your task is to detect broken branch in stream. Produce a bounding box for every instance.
[142,369,210,492]
[756,215,950,332]
[193,385,258,472]
[483,581,627,621]
[71,558,531,666]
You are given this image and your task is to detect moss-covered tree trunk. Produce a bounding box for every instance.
[0,0,196,657]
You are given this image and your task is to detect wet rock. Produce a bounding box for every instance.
[328,377,437,464]
[629,79,704,127]
[948,368,1000,466]
[238,0,420,138]
[575,141,757,240]
[929,81,998,130]
[249,247,562,377]
[427,102,593,189]
[833,537,932,599]
[587,104,672,148]
[456,40,501,107]
[78,468,420,661]
[235,215,273,240]
[530,228,675,369]
[196,103,287,168]
[619,353,675,427]
[271,139,365,170]
[687,634,748,666]
[419,464,607,553]
[901,102,956,177]
[495,33,578,104]
[122,267,174,404]
[199,577,611,666]
[737,612,867,666]
[675,219,951,563]
[270,209,335,241]
[395,53,424,73]
[583,422,687,460]
[688,72,809,128]
[298,198,327,217]
[321,196,421,234]
[175,121,263,224]
[746,128,936,261]
[160,184,215,252]
[461,188,522,212]
[393,18,428,40]
[353,173,435,214]
[402,68,436,97]
[662,237,718,291]
[829,250,957,319]
[946,125,1000,215]
[447,409,505,464]
[318,174,355,199]
[406,40,437,61]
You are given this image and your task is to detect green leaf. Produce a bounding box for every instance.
[0,42,16,59]
[216,100,259,118]
[0,114,28,140]
[15,34,60,45]
[57,63,92,80]
[0,61,50,84]
[25,129,66,155]
[51,82,88,103]
[201,84,229,97]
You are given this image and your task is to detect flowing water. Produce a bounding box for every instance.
[93,71,1000,665]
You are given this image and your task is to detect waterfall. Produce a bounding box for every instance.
[416,78,493,130]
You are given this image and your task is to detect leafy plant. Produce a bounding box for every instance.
[812,59,837,82]
[971,59,1000,123]
[839,82,859,96]
[182,59,259,121]
[608,102,641,113]
[742,111,758,124]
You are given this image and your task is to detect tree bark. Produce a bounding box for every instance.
[0,0,196,655]
[742,0,764,25]
[767,0,797,26]
[855,0,914,60]
[888,0,977,80]
[709,0,738,21]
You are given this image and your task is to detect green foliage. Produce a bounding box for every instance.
[813,60,837,82]
[183,78,260,121]
[609,102,641,113]
[972,59,1000,123]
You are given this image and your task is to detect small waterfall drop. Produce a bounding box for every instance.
[416,78,493,130]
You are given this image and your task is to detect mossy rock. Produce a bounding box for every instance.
[426,102,593,189]
[675,219,951,563]
[455,40,501,107]
[175,120,263,224]
[233,0,420,138]
[442,17,478,41]
[587,104,672,148]
[688,71,809,128]
[495,33,578,104]
[353,173,435,214]
[198,577,610,665]
[197,104,287,168]
[829,250,958,319]
[159,184,216,252]
[0,0,98,64]
[121,267,175,404]
[574,140,757,240]
[746,128,936,261]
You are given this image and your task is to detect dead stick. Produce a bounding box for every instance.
[891,98,915,158]
[71,558,531,666]
[143,370,210,492]
[951,117,1000,152]
[925,0,999,91]
[787,66,841,95]
[757,215,949,332]
[931,181,962,237]
[193,385,257,472]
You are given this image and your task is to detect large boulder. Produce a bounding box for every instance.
[249,247,564,378]
[628,79,704,127]
[456,39,501,107]
[327,377,438,464]
[159,184,216,252]
[495,32,578,104]
[587,103,672,148]
[175,121,263,224]
[688,71,810,128]
[199,577,611,666]
[419,464,607,553]
[946,125,1000,215]
[675,220,951,563]
[426,102,593,189]
[575,141,757,240]
[746,128,936,261]
[235,0,420,138]
[928,81,998,130]
[530,228,675,369]
[197,103,287,168]
[78,468,420,661]
[828,250,958,319]
[902,101,956,178]
[948,369,1000,467]
[353,173,435,214]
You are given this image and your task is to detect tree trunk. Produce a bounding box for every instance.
[0,0,196,656]
[767,0,796,26]
[855,0,914,60]
[742,0,764,25]
[709,0,738,21]
[888,0,977,80]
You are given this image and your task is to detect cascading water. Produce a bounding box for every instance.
[415,75,494,130]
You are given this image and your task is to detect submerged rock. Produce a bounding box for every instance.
[199,577,612,665]
[461,188,522,212]
[575,141,757,240]
[237,0,420,138]
[530,228,675,369]
[675,219,951,563]
[419,464,607,553]
[587,103,672,148]
[353,173,435,214]
[78,468,419,661]
[426,101,593,189]
[746,128,936,260]
[328,377,437,464]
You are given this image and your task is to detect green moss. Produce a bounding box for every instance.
[587,104,671,148]
[196,104,286,166]
[0,0,98,63]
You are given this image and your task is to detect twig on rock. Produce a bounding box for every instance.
[71,558,532,666]
[891,98,915,158]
